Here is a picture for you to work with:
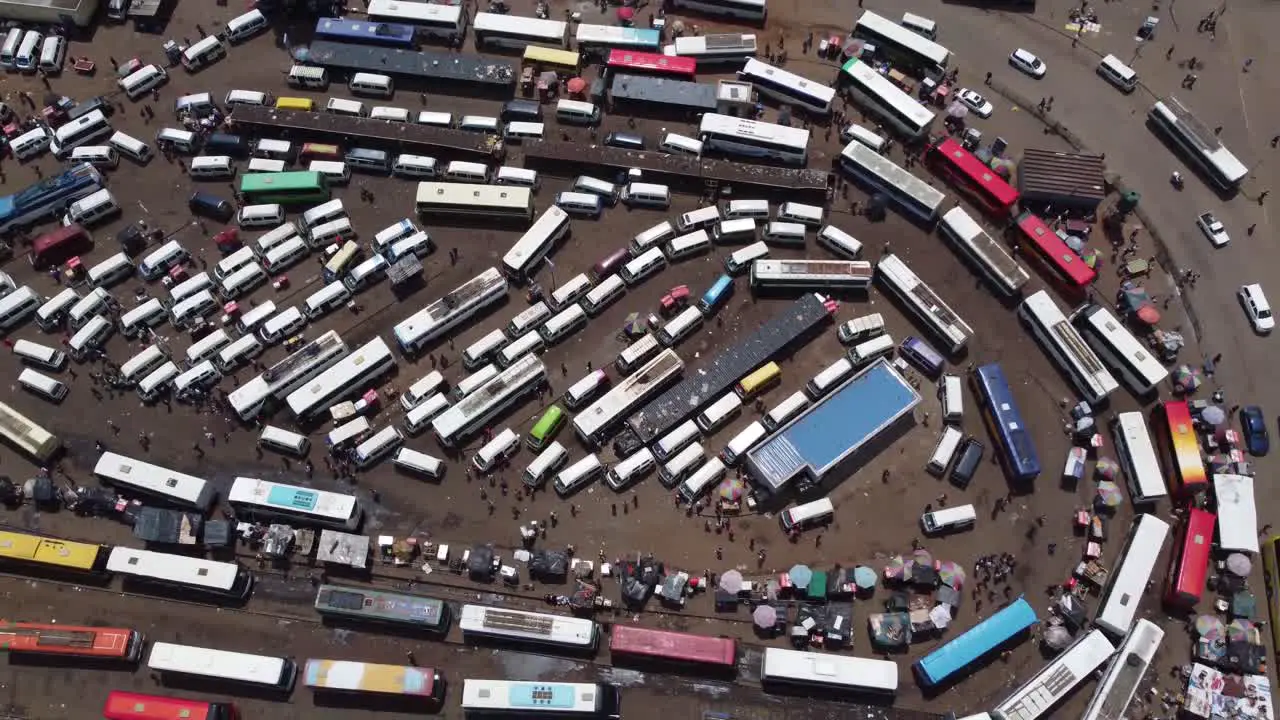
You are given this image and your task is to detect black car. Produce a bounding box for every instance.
[1239,405,1269,455]
[949,437,984,489]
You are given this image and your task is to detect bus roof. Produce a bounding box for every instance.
[0,530,102,570]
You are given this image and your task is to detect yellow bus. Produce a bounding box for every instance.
[523,45,580,73]
[735,361,781,400]
[0,530,110,575]
[1262,535,1280,650]
[275,96,315,111]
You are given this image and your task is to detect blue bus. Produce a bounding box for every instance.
[1,162,103,236]
[314,18,416,49]
[971,364,1041,483]
[696,274,734,315]
[914,597,1037,687]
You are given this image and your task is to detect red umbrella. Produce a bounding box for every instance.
[1136,305,1161,325]
[616,7,635,21]
[567,77,587,94]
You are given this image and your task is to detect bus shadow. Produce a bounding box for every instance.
[119,578,250,609]
[7,654,139,671]
[319,616,449,642]
[460,634,598,659]
[760,680,896,707]
[154,672,293,701]
[605,651,738,682]
[312,690,445,714]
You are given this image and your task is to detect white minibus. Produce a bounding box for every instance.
[779,497,834,531]
[763,390,809,431]
[522,441,569,488]
[777,201,824,226]
[13,338,66,371]
[172,361,221,397]
[287,65,328,89]
[393,447,444,480]
[504,121,544,141]
[506,302,551,338]
[696,392,742,433]
[226,9,268,43]
[301,199,346,232]
[262,237,310,273]
[713,218,758,244]
[620,182,671,209]
[550,273,593,311]
[68,315,114,360]
[818,225,863,259]
[563,369,608,409]
[921,504,977,535]
[155,127,196,153]
[214,246,258,281]
[235,300,276,334]
[119,64,168,100]
[169,271,213,305]
[555,99,600,124]
[581,274,625,316]
[343,254,388,292]
[659,132,703,156]
[181,35,226,71]
[10,126,51,161]
[657,306,703,347]
[67,287,111,330]
[677,206,720,233]
[217,262,267,300]
[616,334,661,375]
[185,329,232,368]
[723,199,770,220]
[37,35,66,74]
[189,155,234,179]
[248,158,286,174]
[720,421,766,466]
[0,28,22,68]
[554,452,605,497]
[349,72,394,97]
[939,374,963,423]
[605,447,656,491]
[404,393,450,435]
[214,334,264,372]
[496,332,544,368]
[370,106,409,123]
[86,251,134,288]
[303,282,351,319]
[373,218,420,253]
[137,361,180,402]
[415,111,453,127]
[653,420,699,461]
[444,160,489,183]
[494,166,539,188]
[119,298,166,338]
[392,155,438,179]
[473,428,519,473]
[664,230,712,260]
[620,247,666,286]
[259,425,311,456]
[225,89,270,107]
[238,203,285,229]
[555,191,603,218]
[35,288,80,331]
[850,333,895,366]
[453,364,499,401]
[458,115,500,133]
[462,329,509,370]
[724,241,769,275]
[840,123,888,153]
[632,220,675,256]
[678,457,726,504]
[325,97,365,117]
[763,221,807,246]
[308,160,350,185]
[121,345,167,384]
[64,188,120,228]
[169,290,218,328]
[138,240,189,280]
[400,370,447,411]
[328,417,370,449]
[538,304,587,344]
[354,426,403,468]
[572,175,618,205]
[255,223,300,256]
[659,441,705,487]
[13,30,41,73]
[19,368,67,402]
[70,145,119,169]
[926,426,964,476]
[257,306,307,344]
[1098,54,1138,93]
[805,357,854,399]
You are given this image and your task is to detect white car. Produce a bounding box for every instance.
[957,89,993,118]
[1196,211,1230,247]
[1238,284,1275,333]
[1009,49,1047,78]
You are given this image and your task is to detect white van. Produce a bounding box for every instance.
[238,203,285,229]
[939,374,964,423]
[581,274,625,316]
[563,369,608,410]
[444,160,488,183]
[723,199,770,221]
[458,115,500,134]
[462,329,509,370]
[253,139,292,162]
[13,339,66,371]
[287,65,328,90]
[837,313,886,344]
[138,240,189,280]
[400,370,447,411]
[185,329,232,368]
[404,393,451,435]
[657,306,703,347]
[572,175,618,206]
[0,28,22,68]
[724,241,769,275]
[805,357,854,399]
[620,247,666,286]
[328,417,371,449]
[173,360,221,397]
[67,288,112,330]
[343,254,388,292]
[921,504,977,535]
[0,286,41,331]
[38,35,66,75]
[720,421,766,466]
[653,420,699,461]
[86,251,134,288]
[155,127,196,153]
[416,111,453,127]
[303,282,351,319]
[763,390,808,431]
[213,246,258,282]
[695,392,742,433]
[70,145,119,169]
[664,229,712,261]
[169,289,218,328]
[181,36,226,72]
[325,97,365,117]
[189,155,234,179]
[523,441,569,488]
[713,218,758,245]
[235,300,276,334]
[777,202,824,227]
[63,188,120,228]
[346,148,389,173]
[387,232,432,262]
[258,306,307,344]
[19,368,67,402]
[505,301,551,338]
[392,155,438,179]
[763,221,807,247]
[677,206,721,233]
[616,334,661,376]
[226,9,268,43]
[850,333,894,366]
[225,89,270,108]
[68,315,114,360]
[370,106,410,123]
[659,441,704,487]
[659,132,703,156]
[259,425,311,456]
[118,64,168,100]
[373,218,420,253]
[494,166,539,189]
[137,361,180,402]
[550,273,593,311]
[35,289,80,331]
[605,448,655,491]
[632,221,676,256]
[779,497,835,531]
[555,191,603,218]
[14,30,41,73]
[218,262,267,300]
[453,364,499,401]
[840,123,888,153]
[255,223,301,257]
[620,182,671,209]
[504,121,544,142]
[1098,54,1138,93]
[818,225,863,259]
[311,218,356,248]
[262,237,310,273]
[554,454,604,496]
[926,425,964,476]
[120,298,166,338]
[539,304,587,344]
[214,333,264,372]
[473,428,519,473]
[11,126,51,161]
[555,99,600,125]
[121,345,168,384]
[171,271,213,304]
[301,199,346,232]
[354,425,404,468]
[901,11,938,39]
[349,72,394,97]
[674,455,724,503]
[394,447,445,480]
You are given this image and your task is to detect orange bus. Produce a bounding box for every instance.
[0,622,144,662]
[102,691,236,720]
[1149,400,1209,496]
[1163,508,1215,609]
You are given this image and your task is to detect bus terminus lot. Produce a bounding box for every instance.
[875,254,972,354]
[106,547,253,601]
[431,354,547,447]
[853,10,950,76]
[572,349,683,445]
[461,679,621,717]
[914,596,1037,687]
[0,400,60,464]
[0,529,109,576]
[415,182,534,221]
[839,59,936,141]
[502,206,570,281]
[472,12,567,50]
[458,604,599,650]
[228,330,349,420]
[227,477,363,531]
[314,584,451,633]
[698,113,809,165]
[394,267,509,354]
[0,622,145,663]
[937,207,1029,298]
[305,659,444,701]
[1018,290,1118,405]
[1081,619,1164,720]
[92,451,216,511]
[1148,98,1248,190]
[1072,303,1169,397]
[750,259,873,292]
[238,171,330,206]
[286,337,396,419]
[840,139,945,221]
[990,630,1116,720]
[148,642,297,692]
[971,364,1041,483]
[761,647,898,696]
[738,58,835,115]
[1095,514,1170,637]
[0,162,103,235]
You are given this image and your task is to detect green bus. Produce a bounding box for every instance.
[239,171,329,205]
[527,405,566,451]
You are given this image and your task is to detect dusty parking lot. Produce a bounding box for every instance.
[0,0,1217,718]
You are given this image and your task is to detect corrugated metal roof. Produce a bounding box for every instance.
[1017,148,1106,206]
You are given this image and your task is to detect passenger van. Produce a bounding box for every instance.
[591,248,629,282]
[189,155,234,179]
[949,437,984,489]
[0,29,22,68]
[310,218,356,247]
[373,218,420,254]
[118,64,168,100]
[677,457,725,504]
[818,225,863,259]
[258,306,307,344]
[763,221,807,247]
[287,65,328,90]
[393,447,445,480]
[660,132,703,156]
[659,441,705,487]
[38,35,66,75]
[14,30,42,73]
[13,339,66,371]
[620,247,666,286]
[605,448,655,491]
[118,298,165,338]
[262,237,310,274]
[35,288,80,331]
[616,334,660,375]
[202,133,246,157]
[473,428,519,473]
[522,441,569,489]
[805,357,854,399]
[713,218,758,245]
[325,97,365,118]
[653,419,699,462]
[300,199,346,234]
[11,126,51,161]
[501,99,542,121]
[554,454,604,496]
[275,96,316,111]
[172,271,213,303]
[225,89,270,108]
[387,232,432,262]
[349,72,394,97]
[664,230,712,261]
[400,370,446,411]
[940,374,964,423]
[392,155,438,179]
[168,289,218,328]
[172,360,220,398]
[415,111,453,127]
[444,160,488,183]
[121,345,168,384]
[354,426,403,468]
[214,246,258,282]
[603,131,645,150]
[303,281,351,319]
[370,106,410,123]
[925,428,964,480]
[550,273,593,311]
[63,188,120,228]
[723,199,770,220]
[403,393,451,435]
[343,254,387,292]
[631,221,676,256]
[185,329,231,368]
[453,364,499,401]
[657,306,703,347]
[899,336,945,378]
[563,369,608,410]
[506,301,552,338]
[538,304,587,344]
[720,421,766,466]
[527,405,566,451]
[696,392,742,433]
[677,206,720,233]
[840,123,888,153]
[494,166,539,189]
[155,128,197,154]
[849,333,894,366]
[218,262,267,300]
[921,504,977,535]
[763,390,808,431]
[70,145,119,169]
[137,361,180,402]
[346,148,390,173]
[181,36,226,72]
[620,182,671,209]
[837,313,885,344]
[235,300,276,334]
[572,175,618,206]
[226,8,268,42]
[900,11,938,39]
[779,497,835,532]
[328,417,371,449]
[68,315,114,361]
[255,223,300,257]
[238,203,285,229]
[458,115,500,134]
[777,202,824,227]
[555,191,603,218]
[259,425,311,457]
[581,274,625,316]
[67,287,111,330]
[555,99,600,125]
[19,368,67,402]
[724,241,769,275]
[504,121,544,142]
[214,333,264,372]
[462,329,509,370]
[86,251,134,288]
[1098,54,1138,93]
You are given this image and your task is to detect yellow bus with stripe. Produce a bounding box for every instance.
[523,45,580,72]
[0,530,110,575]
[735,361,781,400]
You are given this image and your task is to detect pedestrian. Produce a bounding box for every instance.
[1248,224,1257,236]
[1166,45,1175,60]
[1214,125,1223,136]
[1244,58,1253,72]
[1213,353,1223,364]
[984,71,992,85]
[406,651,417,666]
[1273,135,1280,148]
[1187,74,1198,88]
[1260,190,1270,204]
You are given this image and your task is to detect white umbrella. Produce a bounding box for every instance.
[930,604,952,628]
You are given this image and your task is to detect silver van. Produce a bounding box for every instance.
[13,339,66,371]
[555,191,603,218]
[495,166,539,189]
[572,175,618,206]
[19,368,68,402]
[620,182,671,209]
[287,65,328,89]
[392,154,438,179]
[70,145,119,169]
[189,155,235,179]
[349,72,394,97]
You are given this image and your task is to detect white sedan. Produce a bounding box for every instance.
[1196,211,1230,247]
[957,89,993,118]
[1009,48,1048,78]
[1238,284,1275,333]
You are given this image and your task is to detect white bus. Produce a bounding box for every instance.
[393,267,509,354]
[227,477,362,531]
[286,338,396,419]
[1071,304,1169,397]
[367,0,466,39]
[699,113,808,165]
[1109,412,1168,506]
[853,10,950,74]
[738,58,835,115]
[472,13,567,50]
[838,58,936,141]
[875,254,972,354]
[1148,98,1247,190]
[0,401,59,463]
[840,140,945,221]
[750,259,874,292]
[666,33,757,63]
[228,330,349,420]
[501,206,570,281]
[994,630,1116,720]
[938,207,1029,298]
[108,548,253,600]
[92,452,215,511]
[147,642,296,690]
[414,182,534,221]
[575,24,661,52]
[460,680,621,717]
[1082,619,1164,720]
[1095,514,1170,637]
[670,0,766,20]
[573,349,683,444]
[458,604,599,649]
[760,648,898,695]
[1018,290,1118,405]
[431,354,547,447]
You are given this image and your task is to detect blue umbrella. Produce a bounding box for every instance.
[789,564,813,589]
[853,566,878,589]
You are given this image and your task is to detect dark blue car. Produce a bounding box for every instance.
[1239,405,1269,456]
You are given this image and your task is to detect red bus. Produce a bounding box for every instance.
[1149,400,1209,496]
[1164,508,1215,609]
[606,50,696,80]
[608,625,736,673]
[29,224,92,270]
[926,138,1020,218]
[103,691,236,720]
[0,622,144,662]
[1011,211,1096,298]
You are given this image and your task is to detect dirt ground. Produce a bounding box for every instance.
[0,0,1223,718]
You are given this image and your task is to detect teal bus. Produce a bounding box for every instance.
[313,584,450,633]
[239,171,329,205]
